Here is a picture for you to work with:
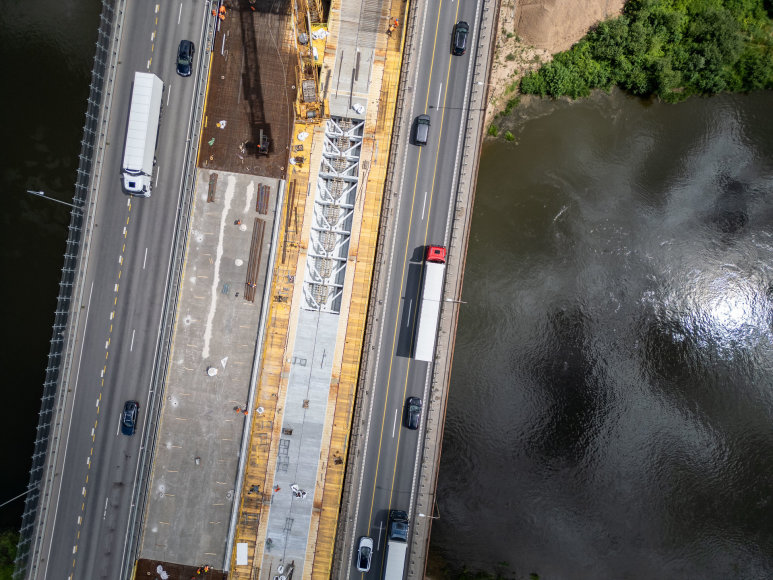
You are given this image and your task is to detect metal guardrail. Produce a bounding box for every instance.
[120,10,218,580]
[407,0,499,574]
[14,1,124,577]
[330,0,421,576]
[332,0,500,572]
[15,3,218,578]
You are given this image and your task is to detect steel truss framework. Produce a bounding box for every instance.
[302,117,364,312]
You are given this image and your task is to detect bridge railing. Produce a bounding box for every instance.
[14,1,125,577]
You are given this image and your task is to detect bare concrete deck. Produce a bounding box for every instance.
[138,169,280,566]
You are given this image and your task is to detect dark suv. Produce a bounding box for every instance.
[176,40,195,77]
[404,397,422,430]
[452,21,469,56]
[121,401,139,436]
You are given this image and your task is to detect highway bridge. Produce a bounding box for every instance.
[14,0,497,578]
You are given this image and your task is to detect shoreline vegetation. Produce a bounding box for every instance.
[520,0,773,102]
[484,0,773,136]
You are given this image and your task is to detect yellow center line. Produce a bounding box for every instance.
[366,0,447,553]
[384,0,461,515]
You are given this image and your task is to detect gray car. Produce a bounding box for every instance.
[414,114,430,146]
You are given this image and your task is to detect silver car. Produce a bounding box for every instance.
[356,536,373,572]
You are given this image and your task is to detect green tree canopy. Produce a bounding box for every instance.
[520,0,773,101]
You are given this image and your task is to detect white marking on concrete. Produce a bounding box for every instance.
[392,409,398,438]
[143,247,148,269]
[405,299,412,327]
[167,83,172,106]
[130,329,136,352]
[202,175,236,358]
[421,191,427,219]
[103,497,109,520]
[436,83,442,110]
[155,165,161,188]
[244,180,255,213]
[178,2,182,24]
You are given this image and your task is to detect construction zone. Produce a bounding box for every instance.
[133,0,412,576]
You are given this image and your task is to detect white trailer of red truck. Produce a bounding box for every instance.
[413,245,446,362]
[122,72,163,197]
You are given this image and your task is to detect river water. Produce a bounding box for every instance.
[0,0,100,531]
[431,90,773,579]
[4,3,773,578]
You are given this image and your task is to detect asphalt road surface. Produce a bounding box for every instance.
[346,0,485,576]
[37,2,206,578]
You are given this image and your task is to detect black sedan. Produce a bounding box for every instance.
[452,21,469,56]
[121,401,139,436]
[404,397,422,430]
[176,40,195,77]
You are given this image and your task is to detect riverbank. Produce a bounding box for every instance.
[484,0,625,127]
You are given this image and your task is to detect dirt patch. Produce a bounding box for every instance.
[199,0,296,178]
[484,0,625,127]
[134,558,226,580]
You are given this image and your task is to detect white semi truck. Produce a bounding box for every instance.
[122,72,163,196]
[382,510,409,580]
[414,245,446,362]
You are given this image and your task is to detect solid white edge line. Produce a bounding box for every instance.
[345,0,433,575]
[408,0,486,545]
[118,3,209,575]
[41,281,94,578]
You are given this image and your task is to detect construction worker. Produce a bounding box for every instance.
[387,18,399,37]
[219,4,226,20]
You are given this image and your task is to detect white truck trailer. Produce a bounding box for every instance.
[413,245,446,362]
[383,510,409,580]
[122,72,163,196]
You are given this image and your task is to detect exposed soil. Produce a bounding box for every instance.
[199,0,296,178]
[484,0,626,127]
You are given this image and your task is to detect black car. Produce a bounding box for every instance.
[121,401,139,436]
[452,21,469,56]
[176,40,195,77]
[404,397,422,430]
